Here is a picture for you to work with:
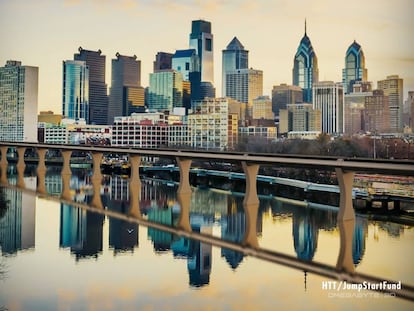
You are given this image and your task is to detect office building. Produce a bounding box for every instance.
[312,81,344,134]
[172,49,199,81]
[364,90,390,133]
[108,53,143,124]
[342,40,368,94]
[225,68,263,121]
[189,19,214,83]
[271,84,303,117]
[279,103,321,137]
[292,21,319,102]
[0,60,38,142]
[405,91,414,129]
[148,70,183,112]
[252,96,274,121]
[62,60,89,122]
[377,75,403,132]
[154,52,173,72]
[222,37,249,97]
[74,47,108,125]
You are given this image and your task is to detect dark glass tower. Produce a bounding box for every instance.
[108,53,142,124]
[292,21,319,103]
[222,37,249,97]
[74,47,108,125]
[342,40,367,94]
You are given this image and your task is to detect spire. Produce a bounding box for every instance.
[305,18,307,35]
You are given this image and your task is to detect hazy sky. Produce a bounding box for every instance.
[1,0,413,113]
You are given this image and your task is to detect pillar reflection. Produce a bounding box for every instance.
[128,155,142,218]
[60,150,72,201]
[336,219,356,273]
[36,148,47,195]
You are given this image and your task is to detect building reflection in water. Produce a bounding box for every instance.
[353,216,368,266]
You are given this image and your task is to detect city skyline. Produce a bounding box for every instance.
[0,0,413,113]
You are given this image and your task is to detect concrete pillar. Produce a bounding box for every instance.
[176,157,192,195]
[336,219,355,273]
[335,168,355,221]
[61,150,72,201]
[176,192,192,232]
[128,155,142,218]
[36,148,47,194]
[0,146,8,185]
[242,161,260,206]
[61,150,72,176]
[16,147,26,188]
[91,152,103,180]
[90,152,103,209]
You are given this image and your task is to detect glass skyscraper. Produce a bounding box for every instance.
[108,53,142,124]
[292,22,319,103]
[342,40,367,94]
[148,70,183,112]
[74,47,108,125]
[0,60,38,142]
[62,60,89,122]
[222,37,249,97]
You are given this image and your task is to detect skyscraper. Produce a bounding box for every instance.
[377,75,403,132]
[292,21,319,103]
[189,20,214,84]
[271,84,303,117]
[364,90,390,133]
[222,37,249,97]
[74,47,108,125]
[62,60,89,122]
[312,81,344,134]
[154,52,173,72]
[342,40,368,94]
[148,70,183,112]
[0,60,38,142]
[108,53,143,124]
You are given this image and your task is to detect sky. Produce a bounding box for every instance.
[1,0,413,113]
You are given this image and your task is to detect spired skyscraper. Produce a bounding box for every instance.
[222,37,249,97]
[342,40,368,94]
[292,21,319,103]
[74,47,108,125]
[62,60,89,122]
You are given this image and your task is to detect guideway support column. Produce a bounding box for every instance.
[128,155,142,218]
[90,152,103,209]
[36,148,48,194]
[335,167,355,221]
[61,150,72,201]
[16,147,26,188]
[242,161,260,248]
[176,157,192,232]
[0,146,8,185]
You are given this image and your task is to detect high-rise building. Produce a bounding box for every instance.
[74,47,108,125]
[377,75,403,132]
[222,37,249,97]
[148,70,183,112]
[189,20,214,84]
[271,84,303,117]
[225,68,263,121]
[312,81,344,134]
[279,103,321,136]
[342,41,368,94]
[154,52,173,72]
[62,60,89,122]
[405,91,414,129]
[108,53,143,124]
[364,90,390,133]
[172,49,199,81]
[252,96,274,121]
[292,21,319,103]
[0,60,38,142]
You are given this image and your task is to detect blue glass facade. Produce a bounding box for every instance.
[292,24,319,103]
[342,41,367,94]
[62,60,89,122]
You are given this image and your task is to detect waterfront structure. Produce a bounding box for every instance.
[74,47,108,125]
[108,53,143,124]
[279,103,321,136]
[222,37,249,97]
[363,90,390,133]
[148,70,183,112]
[342,41,368,94]
[189,19,214,84]
[62,60,89,122]
[271,84,303,117]
[154,52,173,72]
[377,75,403,132]
[0,60,38,142]
[225,68,263,121]
[292,21,319,103]
[312,81,344,134]
[189,97,239,150]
